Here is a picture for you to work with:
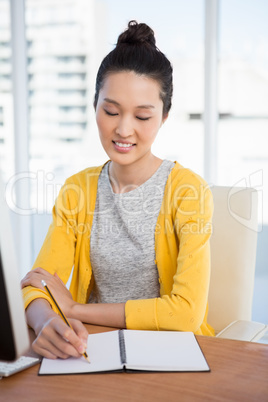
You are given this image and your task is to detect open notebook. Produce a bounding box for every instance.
[39,330,210,375]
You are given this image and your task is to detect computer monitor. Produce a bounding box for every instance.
[0,172,30,361]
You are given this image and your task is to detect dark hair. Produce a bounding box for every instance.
[94,20,173,116]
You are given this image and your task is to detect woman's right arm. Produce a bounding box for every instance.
[22,179,79,311]
[26,298,88,359]
[23,177,88,358]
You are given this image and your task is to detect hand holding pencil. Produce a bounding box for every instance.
[41,279,90,363]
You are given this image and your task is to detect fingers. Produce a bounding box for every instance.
[21,268,58,289]
[69,318,89,347]
[60,322,87,355]
[32,335,70,360]
[33,317,87,359]
[21,267,48,288]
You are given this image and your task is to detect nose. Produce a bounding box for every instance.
[115,116,135,137]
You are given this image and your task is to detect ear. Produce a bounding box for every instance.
[161,113,169,125]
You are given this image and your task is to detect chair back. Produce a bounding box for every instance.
[208,186,258,334]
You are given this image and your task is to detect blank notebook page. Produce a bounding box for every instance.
[123,330,209,371]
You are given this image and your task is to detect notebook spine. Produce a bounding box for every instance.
[118,330,126,365]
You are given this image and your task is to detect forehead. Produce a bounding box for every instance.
[99,71,162,104]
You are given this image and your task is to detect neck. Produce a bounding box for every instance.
[109,155,162,194]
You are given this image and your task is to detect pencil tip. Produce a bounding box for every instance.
[84,352,90,364]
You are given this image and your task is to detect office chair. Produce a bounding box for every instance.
[208,186,268,342]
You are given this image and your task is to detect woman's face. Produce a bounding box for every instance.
[95,71,168,168]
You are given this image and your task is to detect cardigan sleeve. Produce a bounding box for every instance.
[125,170,214,335]
[22,179,78,311]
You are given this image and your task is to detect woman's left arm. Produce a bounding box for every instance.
[21,268,126,328]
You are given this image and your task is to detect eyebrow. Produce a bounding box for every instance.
[103,98,155,110]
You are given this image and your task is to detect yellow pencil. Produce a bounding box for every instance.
[41,279,90,363]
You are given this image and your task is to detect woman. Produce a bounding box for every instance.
[21,21,214,360]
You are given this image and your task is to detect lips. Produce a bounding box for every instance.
[112,140,136,152]
[113,141,135,148]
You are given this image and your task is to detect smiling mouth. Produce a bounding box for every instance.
[112,141,136,148]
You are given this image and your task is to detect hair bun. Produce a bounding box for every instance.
[117,20,156,47]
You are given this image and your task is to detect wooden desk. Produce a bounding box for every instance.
[1,325,267,401]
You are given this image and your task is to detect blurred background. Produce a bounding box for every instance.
[0,0,267,327]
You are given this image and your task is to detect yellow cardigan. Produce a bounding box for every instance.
[22,161,215,336]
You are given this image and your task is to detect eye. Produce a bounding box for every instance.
[104,109,118,116]
[136,116,151,121]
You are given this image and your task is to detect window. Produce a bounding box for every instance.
[0,0,14,182]
[218,0,268,224]
[26,0,97,199]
